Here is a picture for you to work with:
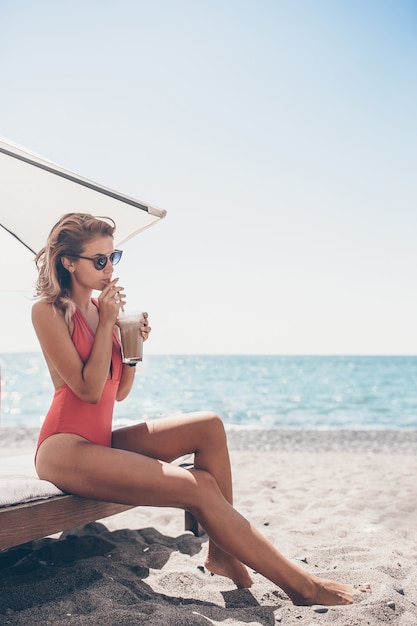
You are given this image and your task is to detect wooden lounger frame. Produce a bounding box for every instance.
[0,495,202,551]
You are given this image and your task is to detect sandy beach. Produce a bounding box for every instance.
[1,427,417,625]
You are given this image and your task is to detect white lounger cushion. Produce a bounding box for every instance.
[0,454,64,507]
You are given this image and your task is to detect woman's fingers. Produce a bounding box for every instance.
[99,279,126,316]
[140,312,151,341]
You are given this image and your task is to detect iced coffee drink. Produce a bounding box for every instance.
[118,311,144,363]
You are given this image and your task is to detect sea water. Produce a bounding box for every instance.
[1,353,417,429]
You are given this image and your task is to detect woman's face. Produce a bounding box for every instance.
[71,236,118,291]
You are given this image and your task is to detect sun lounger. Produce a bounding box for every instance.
[0,456,202,551]
[0,495,136,550]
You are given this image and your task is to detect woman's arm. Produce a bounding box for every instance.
[32,287,120,403]
[116,364,136,401]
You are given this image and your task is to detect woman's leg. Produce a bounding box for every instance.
[36,433,368,606]
[112,411,253,587]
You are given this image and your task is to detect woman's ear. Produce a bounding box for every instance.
[61,256,74,273]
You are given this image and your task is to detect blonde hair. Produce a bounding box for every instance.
[35,213,116,322]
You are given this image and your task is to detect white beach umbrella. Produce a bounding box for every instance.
[0,137,167,292]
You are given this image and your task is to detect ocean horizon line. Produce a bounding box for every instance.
[1,350,417,358]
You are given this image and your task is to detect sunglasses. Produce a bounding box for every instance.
[71,249,123,270]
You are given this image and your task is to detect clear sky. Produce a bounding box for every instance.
[1,0,416,355]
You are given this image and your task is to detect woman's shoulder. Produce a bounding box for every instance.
[32,298,53,314]
[32,299,64,324]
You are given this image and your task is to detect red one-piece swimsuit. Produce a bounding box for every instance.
[36,300,122,458]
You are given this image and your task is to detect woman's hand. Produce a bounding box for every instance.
[140,312,151,342]
[98,278,126,323]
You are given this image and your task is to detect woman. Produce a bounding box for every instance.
[33,213,369,606]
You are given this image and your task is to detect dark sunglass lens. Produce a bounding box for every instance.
[95,256,108,270]
[111,250,122,266]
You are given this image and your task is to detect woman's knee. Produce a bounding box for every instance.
[196,411,227,442]
[187,467,223,513]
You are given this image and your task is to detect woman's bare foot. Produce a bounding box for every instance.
[286,575,371,606]
[204,545,254,588]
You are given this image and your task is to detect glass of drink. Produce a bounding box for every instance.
[117,310,144,364]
